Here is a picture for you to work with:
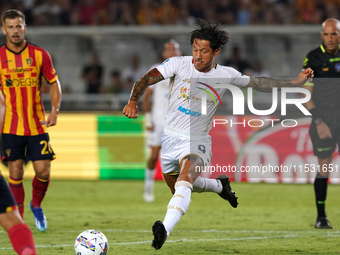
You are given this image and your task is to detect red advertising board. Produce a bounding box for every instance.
[208,116,340,183]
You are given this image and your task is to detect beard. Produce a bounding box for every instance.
[9,36,24,46]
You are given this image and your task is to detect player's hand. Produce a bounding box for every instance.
[295,68,314,86]
[316,122,332,139]
[46,111,58,127]
[123,101,139,119]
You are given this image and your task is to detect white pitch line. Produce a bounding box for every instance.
[0,233,340,250]
[1,228,337,234]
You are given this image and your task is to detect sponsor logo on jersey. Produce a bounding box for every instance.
[329,57,340,62]
[6,67,33,73]
[5,79,12,87]
[177,106,202,117]
[5,78,38,87]
[183,78,190,83]
[161,58,171,65]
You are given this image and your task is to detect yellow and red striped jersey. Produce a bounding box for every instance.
[0,42,58,136]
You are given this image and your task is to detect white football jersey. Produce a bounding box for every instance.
[148,64,169,125]
[156,56,250,133]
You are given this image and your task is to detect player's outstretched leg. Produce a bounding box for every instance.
[192,176,223,193]
[29,201,47,232]
[216,175,238,208]
[315,217,333,229]
[8,223,37,255]
[152,220,167,250]
[151,181,192,250]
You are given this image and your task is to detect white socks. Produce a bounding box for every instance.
[162,181,192,237]
[192,177,223,193]
[144,168,154,188]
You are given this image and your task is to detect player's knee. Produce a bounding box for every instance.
[9,166,24,179]
[183,155,203,168]
[33,162,51,179]
[175,180,193,190]
[34,168,50,180]
[35,172,50,180]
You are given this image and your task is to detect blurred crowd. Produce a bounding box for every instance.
[74,47,270,96]
[1,0,339,26]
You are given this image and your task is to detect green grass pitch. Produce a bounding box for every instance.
[1,179,340,254]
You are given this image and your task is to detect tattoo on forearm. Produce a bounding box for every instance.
[249,77,297,92]
[130,68,164,101]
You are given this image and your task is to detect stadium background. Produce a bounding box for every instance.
[0,0,339,183]
[2,1,340,254]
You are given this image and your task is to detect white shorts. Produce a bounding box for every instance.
[147,122,165,147]
[161,125,212,175]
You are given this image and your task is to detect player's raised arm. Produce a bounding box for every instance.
[246,67,314,92]
[123,68,164,119]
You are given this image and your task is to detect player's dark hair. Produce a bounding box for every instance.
[190,19,230,52]
[2,9,25,26]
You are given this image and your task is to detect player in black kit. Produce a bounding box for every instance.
[303,18,340,229]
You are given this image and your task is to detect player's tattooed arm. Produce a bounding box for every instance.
[130,68,164,101]
[247,67,313,92]
[247,77,297,92]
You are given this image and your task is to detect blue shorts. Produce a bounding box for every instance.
[0,174,17,213]
[1,133,56,162]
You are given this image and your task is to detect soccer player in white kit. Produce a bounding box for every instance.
[123,20,314,250]
[143,40,182,202]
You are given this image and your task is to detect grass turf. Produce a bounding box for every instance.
[1,180,340,254]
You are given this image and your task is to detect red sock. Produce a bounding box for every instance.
[8,224,37,255]
[31,176,50,208]
[9,177,25,218]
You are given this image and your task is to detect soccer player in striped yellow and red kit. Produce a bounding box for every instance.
[0,83,36,254]
[0,9,62,232]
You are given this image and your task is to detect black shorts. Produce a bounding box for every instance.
[0,174,17,213]
[309,109,340,158]
[1,133,56,162]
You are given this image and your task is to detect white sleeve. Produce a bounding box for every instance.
[155,56,181,80]
[148,63,160,72]
[226,67,250,87]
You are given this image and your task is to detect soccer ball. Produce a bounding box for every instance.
[74,229,109,255]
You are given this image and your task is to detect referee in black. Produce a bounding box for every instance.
[303,18,340,229]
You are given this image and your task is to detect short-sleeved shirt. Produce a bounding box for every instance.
[303,44,340,110]
[0,42,58,136]
[148,63,169,126]
[155,56,250,133]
